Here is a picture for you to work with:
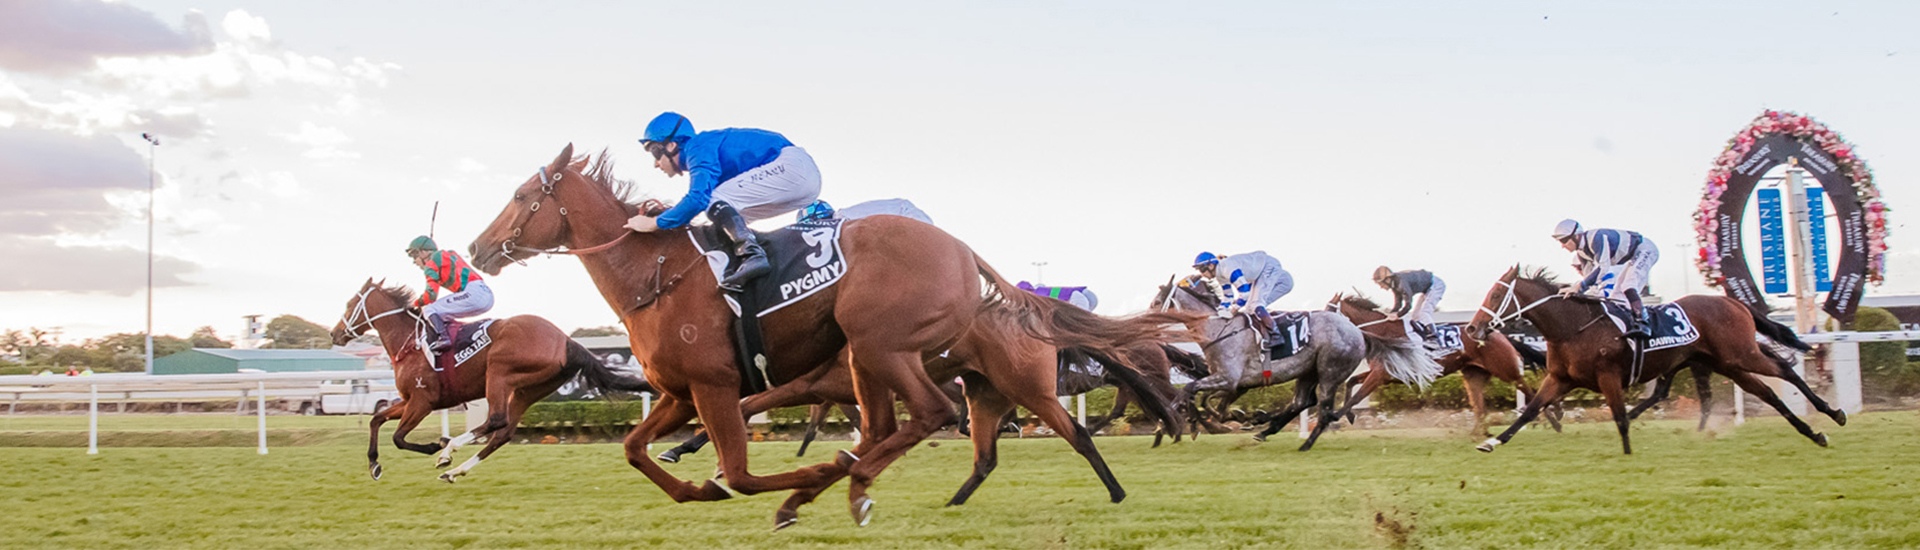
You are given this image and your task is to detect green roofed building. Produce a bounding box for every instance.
[152,348,366,375]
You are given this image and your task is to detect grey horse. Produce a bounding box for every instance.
[1152,274,1442,451]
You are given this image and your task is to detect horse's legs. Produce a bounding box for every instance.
[1479,373,1571,452]
[842,351,957,525]
[1721,369,1829,447]
[776,384,884,530]
[1596,369,1633,455]
[620,393,732,503]
[1299,372,1345,451]
[1255,380,1316,442]
[1335,367,1388,425]
[1460,367,1493,436]
[1628,364,1686,421]
[1085,386,1130,434]
[1766,352,1848,426]
[1691,365,1713,432]
[663,376,824,463]
[689,380,844,497]
[437,373,514,468]
[659,429,710,464]
[1003,374,1128,503]
[388,399,443,456]
[365,400,405,480]
[797,404,830,458]
[948,375,1015,506]
[439,380,552,482]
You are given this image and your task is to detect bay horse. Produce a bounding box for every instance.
[466,145,1195,527]
[330,278,650,482]
[1326,293,1563,435]
[1151,274,1444,449]
[1466,266,1848,454]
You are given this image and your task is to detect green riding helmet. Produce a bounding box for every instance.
[406,236,436,255]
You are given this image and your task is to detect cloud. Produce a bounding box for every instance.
[0,126,148,236]
[283,122,358,160]
[0,236,197,294]
[0,0,212,75]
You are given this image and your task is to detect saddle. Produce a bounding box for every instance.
[427,319,497,372]
[688,218,850,395]
[1423,324,1466,357]
[1257,310,1312,360]
[1599,302,1700,351]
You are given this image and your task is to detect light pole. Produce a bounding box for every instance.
[1031,261,1048,285]
[141,133,159,374]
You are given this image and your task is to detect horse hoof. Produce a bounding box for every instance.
[774,516,799,531]
[439,436,451,445]
[657,451,680,464]
[1814,433,1830,447]
[435,457,452,469]
[1831,411,1848,426]
[438,473,458,483]
[836,449,860,467]
[370,463,384,481]
[1251,433,1267,443]
[851,496,875,527]
[1476,438,1500,453]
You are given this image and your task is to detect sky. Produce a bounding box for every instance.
[1,0,1917,343]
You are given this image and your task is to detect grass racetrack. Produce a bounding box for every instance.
[2,412,1916,549]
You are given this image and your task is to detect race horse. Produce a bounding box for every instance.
[330,278,650,482]
[466,145,1195,527]
[1466,266,1848,454]
[1326,293,1563,435]
[1152,274,1443,449]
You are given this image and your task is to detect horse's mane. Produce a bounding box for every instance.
[578,150,640,205]
[379,283,418,311]
[1517,266,1560,287]
[1340,292,1384,312]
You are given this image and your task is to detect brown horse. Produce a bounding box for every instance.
[1465,266,1847,454]
[466,145,1194,527]
[330,278,649,481]
[1326,293,1563,435]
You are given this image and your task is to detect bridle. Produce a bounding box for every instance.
[339,285,422,340]
[1159,275,1260,351]
[1477,276,1558,330]
[495,166,630,266]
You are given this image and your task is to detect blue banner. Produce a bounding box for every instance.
[1808,187,1831,292]
[1758,188,1787,294]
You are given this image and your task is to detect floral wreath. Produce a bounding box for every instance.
[1693,110,1889,287]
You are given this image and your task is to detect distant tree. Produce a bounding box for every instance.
[189,326,234,349]
[570,326,627,338]
[263,316,332,349]
[1846,307,1919,397]
[89,333,192,372]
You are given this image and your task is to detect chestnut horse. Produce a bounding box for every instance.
[467,145,1193,527]
[1466,266,1847,454]
[330,278,650,481]
[1326,293,1563,435]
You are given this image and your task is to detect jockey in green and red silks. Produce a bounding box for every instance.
[405,236,493,352]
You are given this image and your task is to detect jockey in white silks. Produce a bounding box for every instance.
[795,198,934,225]
[1191,251,1293,319]
[1373,266,1445,348]
[1552,219,1661,337]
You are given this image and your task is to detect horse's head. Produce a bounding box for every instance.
[332,278,411,346]
[468,143,615,275]
[1467,265,1559,341]
[1152,274,1216,315]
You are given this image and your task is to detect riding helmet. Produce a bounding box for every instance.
[1551,219,1582,240]
[406,235,436,254]
[1192,252,1219,269]
[1373,266,1394,283]
[641,112,695,144]
[797,200,835,223]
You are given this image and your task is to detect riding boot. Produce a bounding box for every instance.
[1623,288,1650,339]
[425,314,452,352]
[1252,307,1276,336]
[708,201,771,292]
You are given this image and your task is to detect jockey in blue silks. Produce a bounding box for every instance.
[1552,219,1661,337]
[625,112,822,291]
[1192,251,1293,319]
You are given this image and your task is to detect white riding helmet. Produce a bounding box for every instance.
[1551,219,1582,240]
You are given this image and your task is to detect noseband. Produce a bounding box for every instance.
[339,286,419,340]
[496,166,630,266]
[1477,277,1558,329]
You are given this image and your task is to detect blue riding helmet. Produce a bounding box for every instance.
[641,112,694,144]
[797,200,835,223]
[1192,252,1219,269]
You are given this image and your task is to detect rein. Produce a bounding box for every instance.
[1479,276,1608,337]
[339,286,429,359]
[631,253,708,312]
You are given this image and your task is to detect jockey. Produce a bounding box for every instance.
[1192,251,1293,320]
[1373,266,1445,347]
[797,198,935,225]
[1552,219,1661,337]
[406,236,493,352]
[625,112,823,291]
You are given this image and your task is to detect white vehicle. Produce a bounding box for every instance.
[293,379,400,415]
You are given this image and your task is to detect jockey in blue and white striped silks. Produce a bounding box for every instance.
[1193,250,1292,318]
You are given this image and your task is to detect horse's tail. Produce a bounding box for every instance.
[1159,343,1209,378]
[1749,307,1813,352]
[564,340,654,395]
[1360,332,1443,389]
[972,252,1200,437]
[1502,332,1548,369]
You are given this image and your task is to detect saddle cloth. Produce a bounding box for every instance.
[432,319,497,372]
[1600,302,1700,351]
[1426,324,1466,358]
[1265,311,1312,360]
[689,218,848,317]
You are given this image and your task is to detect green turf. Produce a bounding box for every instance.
[0,413,466,433]
[1,413,1915,549]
